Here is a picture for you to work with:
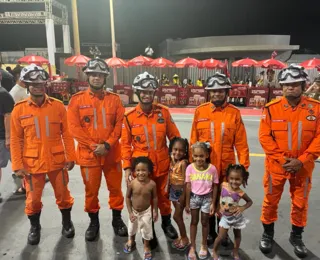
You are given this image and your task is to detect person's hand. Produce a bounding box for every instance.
[185,206,191,215]
[5,137,10,150]
[153,209,158,222]
[129,212,137,223]
[15,169,29,179]
[282,158,303,173]
[210,203,215,216]
[92,144,107,156]
[233,206,246,217]
[64,161,75,171]
[125,168,133,186]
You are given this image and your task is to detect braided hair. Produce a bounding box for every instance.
[169,137,189,161]
[191,141,211,163]
[226,164,249,186]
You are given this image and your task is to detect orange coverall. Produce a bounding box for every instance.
[190,102,250,180]
[67,89,124,213]
[10,96,75,215]
[259,96,320,227]
[121,103,180,216]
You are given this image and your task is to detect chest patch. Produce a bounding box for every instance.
[306,115,316,121]
[157,118,165,124]
[132,124,142,128]
[19,114,33,119]
[197,118,209,122]
[79,105,92,109]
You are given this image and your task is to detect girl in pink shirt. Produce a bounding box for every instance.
[185,142,219,260]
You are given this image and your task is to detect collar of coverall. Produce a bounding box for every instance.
[282,96,308,111]
[210,101,229,112]
[136,103,160,117]
[88,88,106,99]
[27,94,53,106]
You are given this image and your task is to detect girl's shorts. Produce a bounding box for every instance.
[190,192,212,214]
[219,214,249,229]
[169,186,184,202]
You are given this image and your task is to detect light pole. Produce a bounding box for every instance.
[71,0,81,55]
[109,0,118,85]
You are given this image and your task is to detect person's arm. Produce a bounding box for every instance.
[152,181,158,222]
[126,183,133,215]
[4,114,11,149]
[189,109,199,161]
[259,106,287,165]
[105,96,125,148]
[67,96,96,149]
[233,193,253,217]
[185,182,191,214]
[60,104,76,166]
[166,110,181,140]
[2,93,14,149]
[234,113,250,170]
[121,115,133,170]
[10,107,24,171]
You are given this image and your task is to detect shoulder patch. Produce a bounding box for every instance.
[48,97,63,104]
[71,91,86,97]
[155,103,169,111]
[227,103,240,111]
[125,107,136,116]
[264,98,282,108]
[305,96,320,104]
[14,99,28,107]
[106,90,120,98]
[195,102,211,112]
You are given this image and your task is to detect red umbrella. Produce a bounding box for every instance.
[300,58,320,69]
[232,57,258,67]
[106,57,127,68]
[65,55,91,67]
[256,58,287,69]
[150,57,175,68]
[175,57,200,68]
[127,55,153,66]
[18,55,49,65]
[199,58,224,69]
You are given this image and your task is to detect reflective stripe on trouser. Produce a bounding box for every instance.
[152,173,171,216]
[261,171,312,227]
[24,169,74,215]
[80,162,124,213]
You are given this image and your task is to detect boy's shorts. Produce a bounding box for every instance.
[0,140,10,168]
[128,206,153,241]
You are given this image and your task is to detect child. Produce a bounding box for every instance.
[124,156,158,260]
[212,164,253,260]
[185,142,219,260]
[168,137,190,251]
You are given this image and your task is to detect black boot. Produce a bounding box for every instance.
[259,223,274,254]
[207,216,217,246]
[149,221,158,250]
[289,225,308,258]
[85,212,100,241]
[112,210,128,237]
[161,214,178,240]
[60,208,75,238]
[27,212,41,245]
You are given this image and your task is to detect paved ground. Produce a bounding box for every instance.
[0,113,320,260]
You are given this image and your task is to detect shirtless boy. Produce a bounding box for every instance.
[124,156,158,260]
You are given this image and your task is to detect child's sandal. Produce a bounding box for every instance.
[198,247,209,259]
[144,251,152,260]
[123,242,136,254]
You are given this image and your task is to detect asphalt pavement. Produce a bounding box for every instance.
[0,114,319,260]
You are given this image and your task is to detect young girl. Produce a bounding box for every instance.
[212,164,253,260]
[168,137,190,251]
[185,142,219,260]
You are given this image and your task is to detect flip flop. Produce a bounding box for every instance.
[198,248,208,259]
[123,241,136,254]
[171,240,190,251]
[187,252,197,260]
[144,251,152,260]
[171,237,181,248]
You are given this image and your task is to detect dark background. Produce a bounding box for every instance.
[0,0,319,58]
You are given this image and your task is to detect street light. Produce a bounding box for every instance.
[71,0,81,55]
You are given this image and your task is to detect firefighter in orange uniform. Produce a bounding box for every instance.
[10,64,76,245]
[190,73,250,245]
[121,72,180,247]
[259,65,320,258]
[67,59,127,241]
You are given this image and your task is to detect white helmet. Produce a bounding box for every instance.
[278,64,308,84]
[20,64,49,83]
[205,72,232,90]
[83,58,110,75]
[132,71,159,91]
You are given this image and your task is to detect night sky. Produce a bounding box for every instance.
[0,0,319,58]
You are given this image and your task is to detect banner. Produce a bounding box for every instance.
[158,86,179,106]
[229,85,248,98]
[113,85,133,105]
[269,89,283,102]
[188,87,207,106]
[178,87,189,105]
[247,87,270,108]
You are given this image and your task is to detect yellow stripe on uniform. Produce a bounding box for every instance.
[249,153,266,157]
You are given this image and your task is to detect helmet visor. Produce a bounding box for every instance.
[140,79,158,89]
[207,75,231,87]
[87,60,108,70]
[27,70,49,81]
